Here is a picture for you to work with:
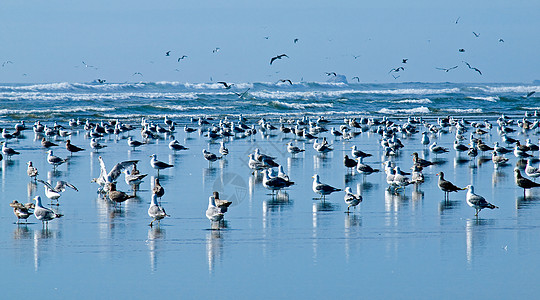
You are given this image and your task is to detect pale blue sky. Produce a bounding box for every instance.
[0,0,538,83]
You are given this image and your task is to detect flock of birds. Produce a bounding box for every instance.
[7,111,540,230]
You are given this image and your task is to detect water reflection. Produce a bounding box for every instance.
[384,189,409,212]
[206,230,224,273]
[344,214,362,262]
[33,228,61,271]
[262,193,293,229]
[465,218,494,265]
[147,226,166,272]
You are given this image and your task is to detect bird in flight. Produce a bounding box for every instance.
[177,55,187,61]
[96,79,106,84]
[353,55,361,59]
[234,88,251,98]
[435,66,458,72]
[132,72,143,76]
[392,74,400,79]
[352,76,360,82]
[264,36,270,40]
[458,48,465,52]
[389,67,404,73]
[218,81,234,89]
[455,17,460,24]
[525,91,536,98]
[278,79,293,85]
[499,38,505,43]
[473,32,480,37]
[463,61,482,75]
[82,61,95,68]
[325,72,337,77]
[294,38,299,43]
[270,54,289,65]
[402,59,408,64]
[2,61,13,67]
[165,51,171,56]
[212,47,220,53]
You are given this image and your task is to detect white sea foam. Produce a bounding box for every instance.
[444,108,483,114]
[396,98,432,104]
[467,96,499,102]
[378,106,431,115]
[268,101,333,109]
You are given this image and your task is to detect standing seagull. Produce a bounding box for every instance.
[206,195,224,228]
[1,142,20,159]
[202,149,222,165]
[128,136,145,150]
[108,182,136,206]
[33,196,63,227]
[9,200,34,224]
[344,187,362,213]
[153,178,165,201]
[150,154,173,176]
[148,194,169,227]
[515,169,540,198]
[312,174,342,200]
[47,150,68,170]
[436,171,466,200]
[27,161,38,181]
[465,185,498,217]
[37,179,78,205]
[270,54,289,65]
[65,139,85,156]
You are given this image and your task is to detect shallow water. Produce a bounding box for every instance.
[1,115,540,298]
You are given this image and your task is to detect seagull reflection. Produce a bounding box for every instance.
[27,181,37,199]
[465,218,494,264]
[384,189,409,212]
[206,230,224,273]
[454,156,470,167]
[515,194,539,210]
[13,226,32,239]
[147,226,165,272]
[438,199,460,213]
[313,154,332,169]
[491,169,508,187]
[344,214,361,262]
[33,228,60,271]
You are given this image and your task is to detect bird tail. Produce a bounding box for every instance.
[488,204,499,209]
[55,213,64,218]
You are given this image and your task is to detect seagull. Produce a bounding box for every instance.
[525,160,540,180]
[219,141,229,156]
[389,67,404,73]
[455,16,460,24]
[436,66,458,72]
[47,150,68,170]
[351,146,372,159]
[515,169,540,197]
[458,49,465,52]
[41,137,58,148]
[473,31,480,37]
[270,54,289,65]
[1,142,20,159]
[344,187,362,213]
[205,192,229,215]
[287,142,305,156]
[152,178,165,200]
[312,174,341,200]
[491,151,509,166]
[65,139,85,156]
[402,59,408,64]
[37,179,78,204]
[177,55,187,61]
[463,61,482,75]
[148,194,169,227]
[150,154,173,175]
[108,183,136,205]
[343,155,357,173]
[9,200,34,224]
[325,72,337,76]
[429,142,449,155]
[123,168,147,186]
[203,149,222,164]
[128,137,145,150]
[217,81,234,89]
[351,76,360,82]
[234,88,251,98]
[168,139,189,152]
[278,79,293,85]
[82,61,94,68]
[165,51,171,56]
[212,47,220,53]
[206,195,224,225]
[33,196,63,227]
[27,161,38,181]
[525,91,536,98]
[356,157,379,175]
[466,185,498,216]
[90,138,107,152]
[436,171,466,200]
[94,156,139,191]
[2,61,13,67]
[293,38,299,43]
[263,169,294,195]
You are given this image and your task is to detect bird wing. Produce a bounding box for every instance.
[109,160,139,181]
[37,179,55,190]
[98,156,108,183]
[270,57,277,65]
[56,181,79,192]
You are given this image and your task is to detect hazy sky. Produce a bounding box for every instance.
[0,0,538,83]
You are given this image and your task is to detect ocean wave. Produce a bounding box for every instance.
[267,101,333,110]
[152,105,235,111]
[378,106,431,115]
[396,98,432,104]
[482,85,540,94]
[0,92,199,101]
[443,108,483,114]
[467,96,499,102]
[0,106,111,115]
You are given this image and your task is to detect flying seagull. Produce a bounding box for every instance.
[455,17,460,24]
[525,91,536,98]
[278,79,293,85]
[177,55,187,61]
[165,51,171,56]
[352,76,360,82]
[499,38,505,43]
[402,59,408,64]
[234,88,251,98]
[218,81,234,89]
[325,72,337,76]
[435,66,458,72]
[212,47,220,53]
[270,54,288,65]
[473,32,480,37]
[389,67,404,73]
[458,48,465,52]
[82,61,94,68]
[353,55,361,59]
[392,74,400,79]
[133,72,143,76]
[463,61,482,75]
[2,61,13,67]
[294,38,299,43]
